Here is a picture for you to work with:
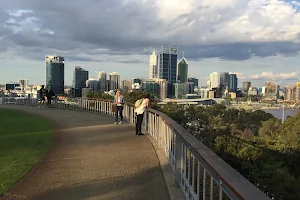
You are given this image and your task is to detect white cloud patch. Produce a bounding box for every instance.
[249,71,299,80]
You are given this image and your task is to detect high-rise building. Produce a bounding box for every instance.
[177,57,188,83]
[73,66,88,97]
[152,78,168,99]
[18,79,29,88]
[243,82,251,92]
[265,81,280,100]
[109,72,120,91]
[199,87,209,98]
[293,82,300,102]
[209,72,220,89]
[229,74,238,93]
[185,82,194,94]
[122,80,132,93]
[158,45,178,83]
[149,51,158,79]
[142,80,160,97]
[188,78,198,87]
[98,71,107,92]
[173,83,187,99]
[45,55,64,94]
[284,86,293,101]
[86,77,99,91]
[220,72,230,91]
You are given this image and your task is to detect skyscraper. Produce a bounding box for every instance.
[18,79,29,88]
[177,57,188,83]
[73,66,88,97]
[149,51,158,79]
[243,82,251,92]
[188,78,199,87]
[86,77,99,91]
[158,45,178,83]
[229,74,238,93]
[109,72,120,91]
[98,71,107,92]
[209,72,220,89]
[45,55,64,94]
[220,72,230,91]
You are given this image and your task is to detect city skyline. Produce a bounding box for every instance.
[1,1,300,87]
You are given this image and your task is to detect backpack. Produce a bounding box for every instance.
[135,98,144,108]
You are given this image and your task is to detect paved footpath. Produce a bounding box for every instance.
[0,105,170,200]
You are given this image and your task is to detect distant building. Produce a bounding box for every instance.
[173,83,187,99]
[149,51,158,79]
[229,74,238,93]
[209,72,220,90]
[132,78,142,90]
[293,82,300,102]
[98,71,107,92]
[73,66,88,97]
[142,80,160,97]
[109,72,120,91]
[18,79,29,89]
[284,86,293,101]
[152,78,168,99]
[185,82,194,94]
[86,77,99,91]
[243,82,251,92]
[220,72,230,92]
[158,45,178,83]
[208,91,215,98]
[188,78,199,87]
[199,87,209,98]
[82,88,92,98]
[265,81,280,100]
[122,80,131,93]
[45,55,64,94]
[5,82,20,91]
[177,57,188,83]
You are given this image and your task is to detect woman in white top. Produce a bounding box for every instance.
[114,90,125,125]
[135,95,150,135]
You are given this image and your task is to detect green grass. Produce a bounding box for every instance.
[0,109,53,195]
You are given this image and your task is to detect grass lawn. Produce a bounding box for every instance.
[0,108,53,195]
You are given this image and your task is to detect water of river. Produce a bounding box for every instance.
[264,108,300,121]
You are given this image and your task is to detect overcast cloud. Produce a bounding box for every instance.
[0,0,300,85]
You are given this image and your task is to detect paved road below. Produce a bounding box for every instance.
[0,105,170,200]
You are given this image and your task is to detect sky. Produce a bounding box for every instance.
[0,0,300,87]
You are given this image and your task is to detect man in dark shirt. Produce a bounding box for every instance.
[39,85,46,107]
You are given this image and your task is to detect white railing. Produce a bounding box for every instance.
[0,97,271,200]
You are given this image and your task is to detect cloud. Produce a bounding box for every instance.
[249,71,299,80]
[0,0,300,61]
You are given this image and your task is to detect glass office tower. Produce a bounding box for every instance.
[73,66,88,97]
[177,57,188,83]
[45,55,65,94]
[158,45,178,83]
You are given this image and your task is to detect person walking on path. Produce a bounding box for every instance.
[46,89,55,108]
[114,90,125,125]
[134,95,150,135]
[39,85,46,107]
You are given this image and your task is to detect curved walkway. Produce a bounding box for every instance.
[0,105,170,200]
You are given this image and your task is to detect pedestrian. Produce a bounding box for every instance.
[114,90,125,125]
[39,85,46,107]
[134,95,150,135]
[46,89,55,108]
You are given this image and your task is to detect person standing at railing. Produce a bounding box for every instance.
[39,85,46,107]
[134,95,150,135]
[114,90,125,125]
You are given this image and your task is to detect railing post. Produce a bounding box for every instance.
[174,134,183,187]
